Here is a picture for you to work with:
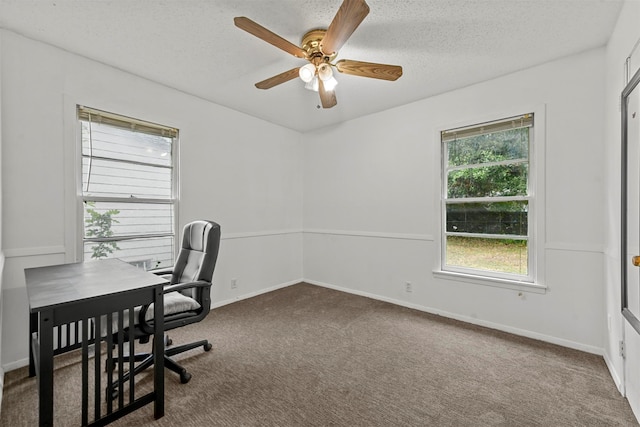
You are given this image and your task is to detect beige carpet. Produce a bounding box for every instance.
[1,283,637,426]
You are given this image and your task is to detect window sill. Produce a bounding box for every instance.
[432,270,547,294]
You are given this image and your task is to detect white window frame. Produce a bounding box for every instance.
[433,107,546,294]
[76,105,179,269]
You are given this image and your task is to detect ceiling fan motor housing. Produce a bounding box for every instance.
[302,29,337,65]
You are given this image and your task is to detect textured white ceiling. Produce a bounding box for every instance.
[0,0,624,132]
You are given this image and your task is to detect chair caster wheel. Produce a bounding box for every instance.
[165,336,173,346]
[204,343,212,352]
[180,370,192,384]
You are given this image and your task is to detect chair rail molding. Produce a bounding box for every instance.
[221,229,302,240]
[4,246,66,259]
[303,229,434,241]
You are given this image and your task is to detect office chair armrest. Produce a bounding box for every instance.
[149,266,174,276]
[163,280,211,294]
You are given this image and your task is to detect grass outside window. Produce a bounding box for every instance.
[446,236,527,275]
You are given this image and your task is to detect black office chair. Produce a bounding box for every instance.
[110,220,221,392]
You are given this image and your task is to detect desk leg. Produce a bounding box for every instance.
[38,309,54,427]
[29,312,37,377]
[153,286,165,419]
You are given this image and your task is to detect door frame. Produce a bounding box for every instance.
[621,65,640,334]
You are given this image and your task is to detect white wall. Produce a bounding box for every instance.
[0,16,621,387]
[0,30,303,369]
[303,47,607,353]
[604,0,640,412]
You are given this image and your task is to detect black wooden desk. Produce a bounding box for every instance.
[25,259,168,426]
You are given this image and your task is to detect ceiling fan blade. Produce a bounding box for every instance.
[336,59,403,81]
[318,79,337,109]
[234,17,307,59]
[321,0,370,55]
[255,68,301,90]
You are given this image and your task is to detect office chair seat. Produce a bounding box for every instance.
[108,220,220,397]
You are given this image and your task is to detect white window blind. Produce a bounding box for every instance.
[79,106,178,270]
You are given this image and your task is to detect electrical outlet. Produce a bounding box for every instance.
[405,281,412,293]
[231,278,237,289]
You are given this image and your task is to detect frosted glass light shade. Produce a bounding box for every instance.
[299,64,316,83]
[305,75,319,92]
[322,75,338,91]
[317,63,333,81]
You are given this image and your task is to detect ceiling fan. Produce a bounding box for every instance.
[233,0,403,109]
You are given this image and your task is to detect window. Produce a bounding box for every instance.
[78,106,178,270]
[441,113,533,281]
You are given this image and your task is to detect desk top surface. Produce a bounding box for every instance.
[25,259,168,312]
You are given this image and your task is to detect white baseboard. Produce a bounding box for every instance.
[210,279,301,310]
[305,279,604,356]
[3,358,28,372]
[603,350,625,395]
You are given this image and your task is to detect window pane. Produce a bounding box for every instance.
[446,236,528,275]
[80,121,172,167]
[84,201,173,238]
[448,128,528,167]
[447,163,528,198]
[446,201,528,235]
[79,106,177,270]
[82,157,171,198]
[83,236,174,270]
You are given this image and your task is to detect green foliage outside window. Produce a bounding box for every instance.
[447,164,528,199]
[447,128,529,215]
[447,127,528,166]
[85,201,120,259]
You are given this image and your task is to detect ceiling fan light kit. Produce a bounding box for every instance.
[233,0,402,109]
[299,63,316,83]
[305,76,320,92]
[317,63,333,81]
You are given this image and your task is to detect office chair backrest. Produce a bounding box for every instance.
[172,220,221,298]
